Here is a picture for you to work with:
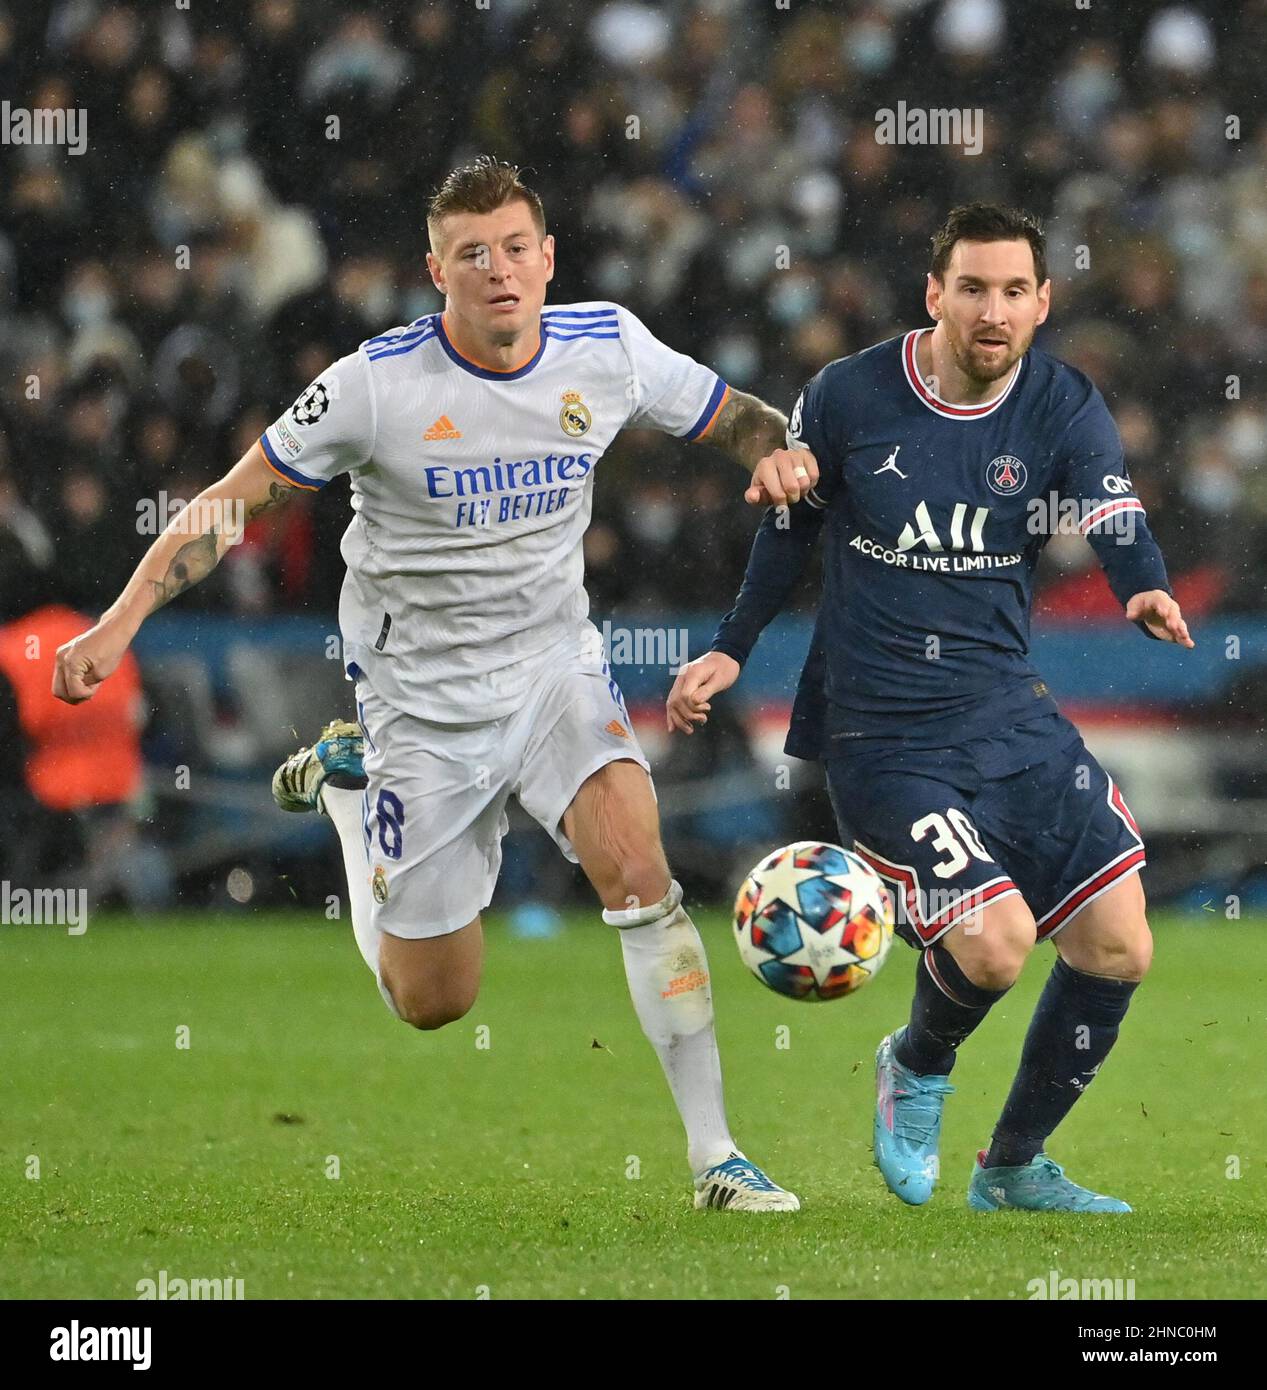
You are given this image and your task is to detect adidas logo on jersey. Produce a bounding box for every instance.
[424,415,462,441]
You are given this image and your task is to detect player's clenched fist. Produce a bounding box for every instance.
[1125,590,1195,648]
[666,650,741,734]
[745,446,818,507]
[53,619,132,704]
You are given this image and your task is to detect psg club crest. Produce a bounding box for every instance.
[986,454,1027,496]
[559,389,592,437]
[291,380,331,427]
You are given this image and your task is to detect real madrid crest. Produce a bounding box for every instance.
[372,864,388,905]
[560,389,592,437]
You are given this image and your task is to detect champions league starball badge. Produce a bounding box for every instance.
[291,380,331,427]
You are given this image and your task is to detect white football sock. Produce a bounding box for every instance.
[605,880,737,1175]
[319,784,400,1018]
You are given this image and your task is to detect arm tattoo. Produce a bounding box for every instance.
[699,389,788,469]
[246,480,297,521]
[146,526,223,614]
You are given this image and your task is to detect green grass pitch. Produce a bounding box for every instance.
[3,909,1264,1300]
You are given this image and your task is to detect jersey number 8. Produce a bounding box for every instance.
[374,789,405,860]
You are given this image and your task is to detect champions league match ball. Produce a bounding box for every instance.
[734,842,896,1001]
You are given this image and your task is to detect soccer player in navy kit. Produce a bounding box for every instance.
[667,204,1194,1213]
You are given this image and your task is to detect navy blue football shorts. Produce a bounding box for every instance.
[824,713,1145,949]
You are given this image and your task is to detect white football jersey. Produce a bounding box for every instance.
[261,302,729,722]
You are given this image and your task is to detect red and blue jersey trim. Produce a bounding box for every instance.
[1079,497,1145,533]
[901,328,1023,420]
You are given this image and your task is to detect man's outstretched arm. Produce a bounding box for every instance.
[666,494,827,733]
[1123,589,1193,646]
[696,388,820,507]
[53,442,299,703]
[669,368,843,731]
[1059,395,1194,649]
[616,307,820,506]
[1081,511,1194,648]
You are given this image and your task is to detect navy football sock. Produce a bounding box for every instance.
[986,957,1138,1169]
[894,944,1010,1077]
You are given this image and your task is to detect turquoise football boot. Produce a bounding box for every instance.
[967,1151,1132,1213]
[271,719,366,813]
[873,1028,954,1205]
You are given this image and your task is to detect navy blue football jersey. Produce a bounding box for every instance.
[711,329,1172,759]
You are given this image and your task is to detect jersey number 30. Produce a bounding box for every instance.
[911,809,993,879]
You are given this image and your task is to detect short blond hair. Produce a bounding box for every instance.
[427,155,546,255]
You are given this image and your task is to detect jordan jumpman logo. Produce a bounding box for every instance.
[874,444,907,478]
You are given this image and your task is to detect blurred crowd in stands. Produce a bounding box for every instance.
[2,0,1266,627]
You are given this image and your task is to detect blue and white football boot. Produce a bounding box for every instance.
[693,1153,800,1212]
[967,1152,1132,1213]
[271,719,366,813]
[874,1027,954,1205]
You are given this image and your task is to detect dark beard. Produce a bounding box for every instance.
[948,328,1032,385]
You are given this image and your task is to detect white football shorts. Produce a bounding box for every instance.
[354,639,651,939]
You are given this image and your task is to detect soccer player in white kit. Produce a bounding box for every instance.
[52,157,821,1212]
